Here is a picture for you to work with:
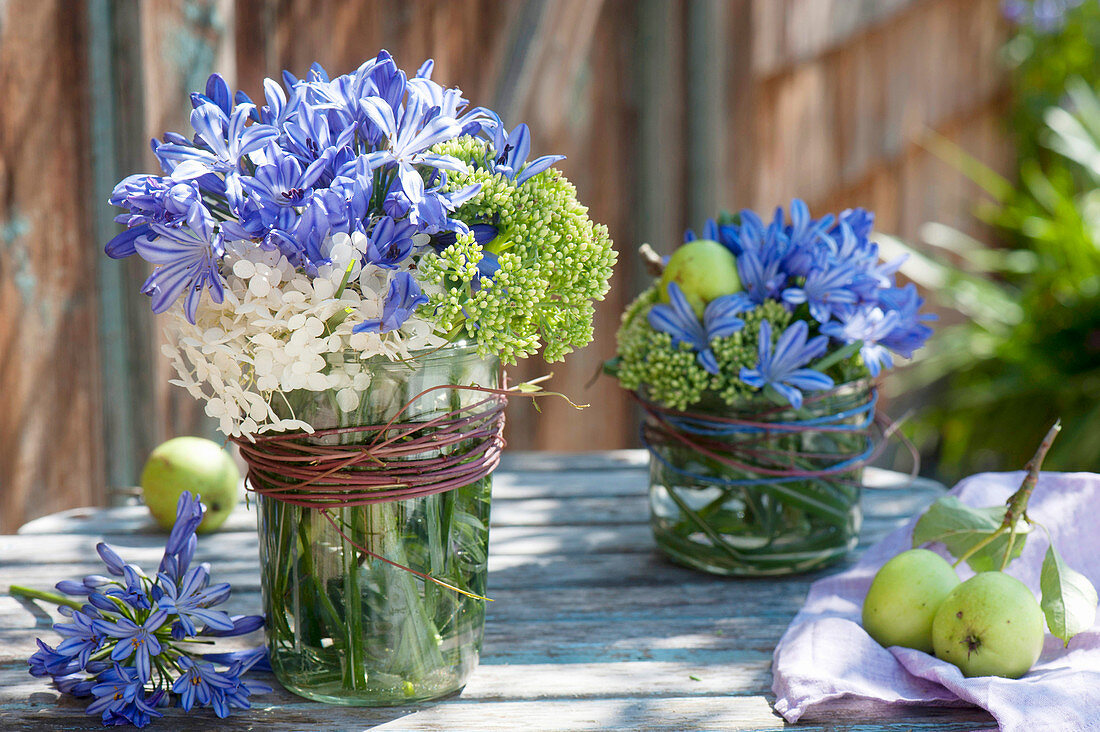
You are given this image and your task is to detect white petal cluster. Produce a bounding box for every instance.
[161,232,446,440]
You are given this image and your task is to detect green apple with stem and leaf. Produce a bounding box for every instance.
[658,239,741,316]
[931,571,1045,678]
[140,436,239,533]
[864,420,1098,678]
[862,549,960,653]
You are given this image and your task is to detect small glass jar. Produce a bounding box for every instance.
[253,343,499,706]
[646,382,871,576]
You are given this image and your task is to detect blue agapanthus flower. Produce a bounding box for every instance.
[648,282,750,375]
[242,145,328,211]
[105,50,566,332]
[165,102,279,181]
[172,657,237,713]
[781,263,859,323]
[171,652,268,719]
[821,308,900,377]
[739,320,834,409]
[877,283,937,358]
[29,638,80,678]
[108,176,207,234]
[96,610,169,684]
[24,493,267,728]
[732,210,790,303]
[155,566,235,639]
[354,271,430,334]
[138,206,226,323]
[360,91,467,205]
[654,199,933,406]
[87,665,166,727]
[485,113,566,185]
[364,216,418,269]
[54,610,106,669]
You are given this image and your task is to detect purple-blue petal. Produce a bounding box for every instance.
[515,154,564,184]
[781,368,834,392]
[739,366,765,389]
[96,544,127,576]
[205,74,232,116]
[105,225,152,259]
[697,349,720,375]
[772,382,805,409]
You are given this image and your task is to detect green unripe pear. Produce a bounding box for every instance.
[140,437,239,534]
[862,548,960,653]
[658,239,741,316]
[932,571,1045,679]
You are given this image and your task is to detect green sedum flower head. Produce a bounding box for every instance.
[420,137,617,364]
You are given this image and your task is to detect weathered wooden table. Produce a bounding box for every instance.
[1,451,997,731]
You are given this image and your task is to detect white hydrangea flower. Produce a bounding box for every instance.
[160,237,447,440]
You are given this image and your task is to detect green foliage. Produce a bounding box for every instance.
[611,285,867,410]
[912,496,1029,573]
[419,137,617,365]
[905,147,1100,475]
[1006,1,1100,158]
[1040,544,1099,646]
[906,4,1100,477]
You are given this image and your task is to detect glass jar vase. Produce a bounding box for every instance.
[250,343,500,706]
[645,381,873,576]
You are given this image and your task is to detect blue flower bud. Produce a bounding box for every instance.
[95,543,127,577]
[56,580,91,596]
[87,592,117,612]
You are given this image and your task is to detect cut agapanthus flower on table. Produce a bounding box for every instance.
[101,49,616,708]
[13,493,269,728]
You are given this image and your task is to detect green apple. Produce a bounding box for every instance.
[932,571,1045,678]
[862,548,960,652]
[658,239,741,316]
[140,437,240,534]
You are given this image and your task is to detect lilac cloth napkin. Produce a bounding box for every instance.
[772,471,1100,732]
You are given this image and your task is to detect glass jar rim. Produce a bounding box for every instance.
[333,339,494,371]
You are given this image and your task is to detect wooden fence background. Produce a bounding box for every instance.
[0,0,1011,532]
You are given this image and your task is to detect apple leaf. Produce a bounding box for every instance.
[912,496,1029,571]
[1040,544,1098,646]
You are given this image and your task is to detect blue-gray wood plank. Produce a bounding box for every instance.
[0,452,997,730]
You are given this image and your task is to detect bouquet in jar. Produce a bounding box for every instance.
[105,50,615,705]
[607,201,933,575]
